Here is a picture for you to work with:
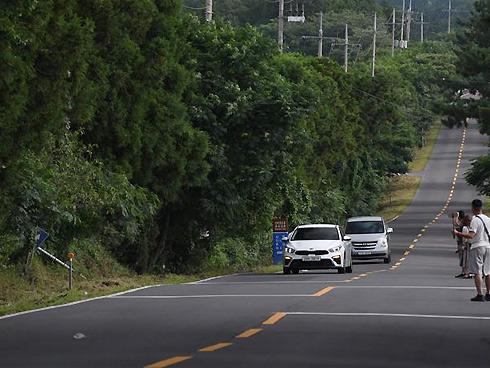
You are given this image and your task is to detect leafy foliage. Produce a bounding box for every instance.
[0,0,459,276]
[457,0,490,195]
[0,132,158,265]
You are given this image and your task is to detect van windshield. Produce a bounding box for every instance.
[292,227,339,241]
[346,221,384,234]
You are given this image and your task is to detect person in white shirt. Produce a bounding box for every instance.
[454,199,490,302]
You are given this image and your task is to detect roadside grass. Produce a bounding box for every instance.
[376,175,422,221]
[0,261,282,317]
[409,120,442,172]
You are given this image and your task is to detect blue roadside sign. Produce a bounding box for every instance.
[272,218,288,265]
[36,228,49,248]
[273,232,288,264]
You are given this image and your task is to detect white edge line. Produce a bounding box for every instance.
[191,280,351,285]
[187,273,240,284]
[0,284,163,321]
[285,312,490,321]
[111,294,313,299]
[335,285,474,290]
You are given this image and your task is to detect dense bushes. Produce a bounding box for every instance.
[0,132,158,267]
[0,1,456,276]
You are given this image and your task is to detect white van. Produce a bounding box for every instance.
[345,216,393,264]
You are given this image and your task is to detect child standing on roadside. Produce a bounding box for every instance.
[454,210,466,278]
[461,215,474,279]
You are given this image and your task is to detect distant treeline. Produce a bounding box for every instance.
[0,0,457,274]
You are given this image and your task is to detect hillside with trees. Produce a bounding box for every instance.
[0,0,475,312]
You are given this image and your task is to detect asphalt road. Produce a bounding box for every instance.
[1,122,490,368]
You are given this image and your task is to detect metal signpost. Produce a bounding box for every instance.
[272,218,288,265]
[67,252,75,290]
[35,228,75,290]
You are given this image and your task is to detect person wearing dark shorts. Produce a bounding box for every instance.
[453,199,490,302]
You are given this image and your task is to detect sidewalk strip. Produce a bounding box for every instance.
[263,312,287,325]
[236,328,263,338]
[146,356,192,368]
[199,342,232,352]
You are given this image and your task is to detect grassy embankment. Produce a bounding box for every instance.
[0,259,280,317]
[0,123,441,317]
[377,121,441,221]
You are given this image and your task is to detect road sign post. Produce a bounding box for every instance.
[67,253,75,290]
[273,218,288,265]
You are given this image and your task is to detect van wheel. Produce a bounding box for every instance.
[346,265,353,273]
[283,267,291,275]
[383,254,391,264]
[291,268,300,274]
[337,267,346,274]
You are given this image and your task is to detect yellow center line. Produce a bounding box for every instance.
[262,312,287,325]
[313,286,336,297]
[199,342,232,352]
[145,356,192,368]
[359,273,368,277]
[404,251,410,256]
[236,328,263,338]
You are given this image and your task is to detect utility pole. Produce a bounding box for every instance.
[301,12,337,59]
[421,12,425,42]
[400,0,406,44]
[318,11,323,58]
[391,8,396,56]
[406,0,412,43]
[448,0,452,33]
[344,24,349,73]
[205,0,213,22]
[278,0,284,52]
[372,13,377,78]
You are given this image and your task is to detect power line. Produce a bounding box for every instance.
[351,86,435,117]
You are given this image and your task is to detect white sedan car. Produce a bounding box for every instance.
[283,224,353,274]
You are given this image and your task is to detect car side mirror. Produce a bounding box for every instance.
[343,236,352,241]
[387,228,394,234]
[282,236,289,242]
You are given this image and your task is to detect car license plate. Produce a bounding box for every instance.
[302,256,321,262]
[357,251,372,255]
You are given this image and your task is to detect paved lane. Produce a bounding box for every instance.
[1,123,488,368]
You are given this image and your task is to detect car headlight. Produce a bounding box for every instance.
[284,246,296,254]
[329,245,342,253]
[378,238,388,248]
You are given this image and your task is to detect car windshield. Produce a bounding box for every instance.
[345,221,384,234]
[292,227,339,241]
